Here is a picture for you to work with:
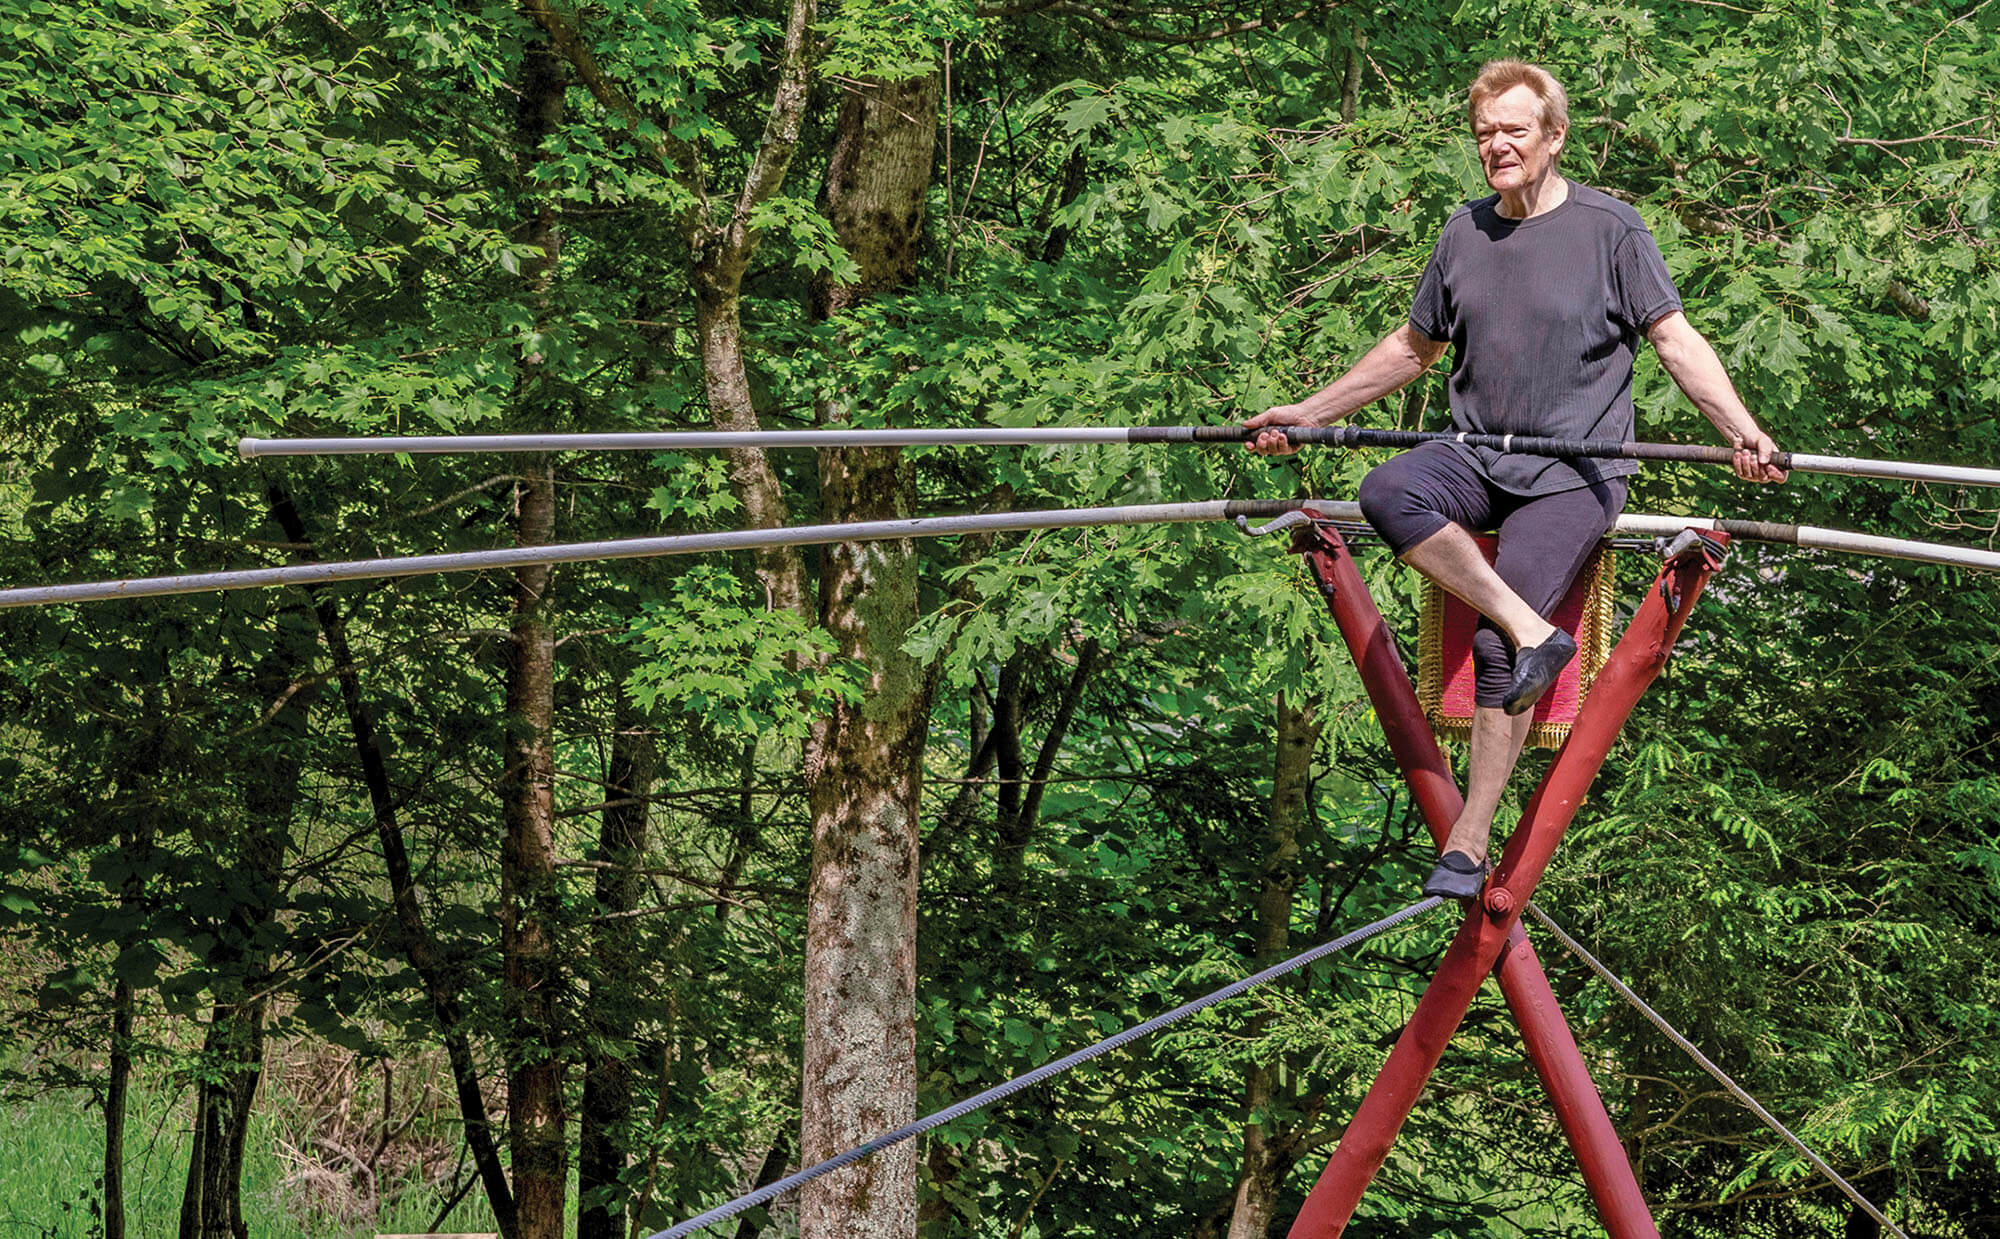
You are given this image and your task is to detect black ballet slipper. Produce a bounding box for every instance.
[1502,630,1578,717]
[1421,850,1491,900]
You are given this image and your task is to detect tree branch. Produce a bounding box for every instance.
[733,0,820,233]
[518,0,708,221]
[1015,640,1102,837]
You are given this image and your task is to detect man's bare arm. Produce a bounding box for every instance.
[1244,324,1448,456]
[1647,310,1787,483]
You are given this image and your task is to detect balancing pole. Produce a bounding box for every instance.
[0,500,1312,610]
[238,424,2000,491]
[3,501,1998,611]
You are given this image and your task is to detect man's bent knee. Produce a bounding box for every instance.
[1359,465,1450,556]
[1356,465,1400,528]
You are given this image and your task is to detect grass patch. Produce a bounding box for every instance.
[0,1085,498,1238]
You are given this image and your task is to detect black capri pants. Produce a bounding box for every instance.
[1357,442,1628,708]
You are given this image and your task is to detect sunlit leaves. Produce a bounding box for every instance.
[747,196,859,281]
[0,0,510,364]
[623,564,858,739]
[816,0,976,83]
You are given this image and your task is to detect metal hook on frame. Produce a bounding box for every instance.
[1235,509,1324,538]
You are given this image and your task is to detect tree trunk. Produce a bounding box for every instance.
[1223,692,1322,1239]
[695,270,808,620]
[215,1009,263,1238]
[797,68,940,1239]
[181,609,314,1239]
[578,705,653,1239]
[1000,642,1100,877]
[916,1138,964,1233]
[265,483,518,1237]
[525,0,815,617]
[501,455,565,1239]
[499,33,570,1239]
[1339,32,1365,125]
[180,998,269,1239]
[525,0,815,619]
[799,441,929,1239]
[104,978,134,1239]
[732,1131,794,1239]
[1036,146,1088,265]
[990,656,1026,854]
[689,0,818,624]
[180,1084,207,1239]
[716,738,765,907]
[106,696,167,1239]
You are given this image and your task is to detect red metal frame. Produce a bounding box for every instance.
[1284,519,1728,1237]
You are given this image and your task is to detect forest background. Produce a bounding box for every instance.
[1,0,1997,1236]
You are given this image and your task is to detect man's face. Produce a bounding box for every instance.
[1474,84,1564,195]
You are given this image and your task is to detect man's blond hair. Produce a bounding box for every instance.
[1467,60,1570,137]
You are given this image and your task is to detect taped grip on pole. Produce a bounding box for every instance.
[1124,426,1254,442]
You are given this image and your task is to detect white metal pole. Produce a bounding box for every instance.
[237,428,1152,455]
[3,501,1995,611]
[238,426,2000,491]
[1612,514,2000,573]
[1782,452,2000,490]
[0,501,1254,609]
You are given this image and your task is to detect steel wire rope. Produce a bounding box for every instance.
[1525,903,1910,1239]
[644,895,1449,1239]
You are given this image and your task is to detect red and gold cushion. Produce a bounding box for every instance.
[1416,539,1616,750]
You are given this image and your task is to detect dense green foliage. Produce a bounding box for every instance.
[1,0,1996,1235]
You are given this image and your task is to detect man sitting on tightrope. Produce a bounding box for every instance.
[1246,60,1787,900]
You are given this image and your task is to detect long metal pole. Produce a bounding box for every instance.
[237,424,2000,491]
[238,428,1167,454]
[0,500,1305,610]
[1613,514,2000,573]
[1291,505,2000,575]
[1293,523,1658,1237]
[1288,537,1726,1236]
[2,502,1996,611]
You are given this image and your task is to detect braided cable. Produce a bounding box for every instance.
[646,896,1447,1239]
[1525,904,1909,1239]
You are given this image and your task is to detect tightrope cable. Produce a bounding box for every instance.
[1525,904,1910,1239]
[644,896,1447,1239]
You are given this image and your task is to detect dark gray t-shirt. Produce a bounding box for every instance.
[1408,180,1682,495]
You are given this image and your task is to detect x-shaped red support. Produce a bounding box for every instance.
[1282,516,1729,1237]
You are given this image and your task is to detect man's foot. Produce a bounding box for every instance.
[1422,850,1491,900]
[1502,630,1577,716]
